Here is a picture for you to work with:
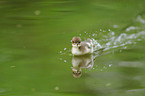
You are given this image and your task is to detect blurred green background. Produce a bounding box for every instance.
[0,0,145,96]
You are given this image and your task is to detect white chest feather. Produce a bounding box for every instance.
[72,47,91,56]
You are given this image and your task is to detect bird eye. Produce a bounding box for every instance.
[72,41,74,43]
[78,42,80,43]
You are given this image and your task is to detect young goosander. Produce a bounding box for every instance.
[71,37,93,56]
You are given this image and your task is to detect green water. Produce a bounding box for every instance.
[0,0,145,96]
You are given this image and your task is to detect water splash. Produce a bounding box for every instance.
[59,15,145,58]
[91,30,145,51]
[91,15,145,52]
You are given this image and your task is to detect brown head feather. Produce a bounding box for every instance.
[72,37,81,43]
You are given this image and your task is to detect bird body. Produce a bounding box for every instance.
[71,37,93,56]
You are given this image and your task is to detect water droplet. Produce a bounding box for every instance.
[60,51,62,53]
[100,29,102,31]
[137,39,141,41]
[59,58,62,60]
[55,86,59,90]
[111,32,115,35]
[64,48,67,50]
[103,30,106,32]
[113,46,118,48]
[103,66,107,69]
[64,60,67,62]
[92,34,95,36]
[124,46,127,49]
[109,64,112,67]
[106,42,111,46]
[108,29,111,31]
[120,43,125,46]
[113,25,118,28]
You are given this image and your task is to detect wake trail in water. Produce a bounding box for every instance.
[91,15,145,52]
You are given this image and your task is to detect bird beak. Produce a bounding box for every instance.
[77,43,81,47]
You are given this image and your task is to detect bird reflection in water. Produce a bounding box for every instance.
[72,54,94,78]
[71,48,104,78]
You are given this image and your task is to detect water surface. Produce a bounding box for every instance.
[0,0,145,96]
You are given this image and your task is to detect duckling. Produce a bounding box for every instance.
[71,37,93,56]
